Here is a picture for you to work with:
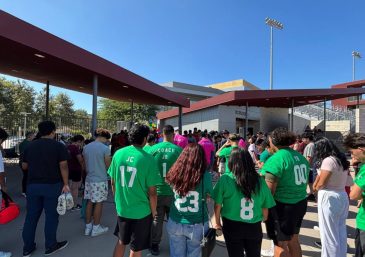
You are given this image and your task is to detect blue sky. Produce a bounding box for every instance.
[1,1,365,113]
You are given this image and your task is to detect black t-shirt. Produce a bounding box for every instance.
[23,138,69,184]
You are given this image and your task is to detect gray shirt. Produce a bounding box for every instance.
[83,141,111,183]
[303,142,314,164]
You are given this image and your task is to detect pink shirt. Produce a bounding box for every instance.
[198,138,215,165]
[174,134,188,149]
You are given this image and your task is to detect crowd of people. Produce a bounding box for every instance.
[1,121,365,257]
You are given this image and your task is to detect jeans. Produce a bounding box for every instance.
[166,218,208,257]
[152,195,173,245]
[22,183,62,252]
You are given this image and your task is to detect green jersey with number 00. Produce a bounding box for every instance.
[354,165,365,230]
[213,174,275,223]
[169,171,213,224]
[261,148,309,204]
[146,141,182,196]
[108,145,162,219]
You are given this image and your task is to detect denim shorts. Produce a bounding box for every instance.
[166,218,208,257]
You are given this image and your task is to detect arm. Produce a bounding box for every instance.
[76,154,85,171]
[104,155,112,169]
[110,179,115,195]
[148,186,158,217]
[0,172,6,192]
[350,183,364,201]
[214,203,222,230]
[313,170,332,192]
[265,172,278,195]
[216,141,230,157]
[59,160,70,193]
[262,208,268,222]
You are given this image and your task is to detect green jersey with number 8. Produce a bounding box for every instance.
[261,148,309,204]
[213,174,275,223]
[169,171,213,224]
[147,141,182,196]
[108,145,162,219]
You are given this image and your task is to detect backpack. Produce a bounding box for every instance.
[0,190,20,224]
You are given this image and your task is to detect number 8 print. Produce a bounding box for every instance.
[240,198,254,220]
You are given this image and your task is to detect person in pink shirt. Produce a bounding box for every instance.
[174,129,188,149]
[198,131,215,169]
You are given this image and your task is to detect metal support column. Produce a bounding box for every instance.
[91,75,98,135]
[291,99,294,132]
[45,81,50,120]
[178,106,182,133]
[245,102,249,139]
[269,26,273,90]
[323,98,327,136]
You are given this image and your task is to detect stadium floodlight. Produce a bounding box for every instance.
[352,51,362,81]
[265,17,284,90]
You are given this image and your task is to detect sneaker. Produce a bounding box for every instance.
[44,241,68,256]
[314,241,322,248]
[150,244,160,255]
[65,193,74,210]
[57,194,66,215]
[71,204,82,211]
[84,223,93,236]
[91,225,109,237]
[307,194,316,202]
[0,251,12,257]
[261,248,274,257]
[23,244,36,257]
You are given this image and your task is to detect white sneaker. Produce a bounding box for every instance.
[65,193,74,210]
[261,248,274,257]
[91,225,109,237]
[57,194,66,215]
[84,223,93,236]
[0,251,12,257]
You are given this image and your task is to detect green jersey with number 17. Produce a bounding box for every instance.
[108,145,162,219]
[146,141,182,196]
[261,148,309,204]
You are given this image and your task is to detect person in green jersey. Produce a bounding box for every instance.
[213,148,275,257]
[146,125,183,255]
[344,133,365,257]
[216,134,239,174]
[108,124,162,257]
[261,127,309,257]
[165,143,213,257]
[143,134,156,152]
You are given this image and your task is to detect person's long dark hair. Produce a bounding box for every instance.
[228,148,260,200]
[313,137,349,170]
[166,143,206,197]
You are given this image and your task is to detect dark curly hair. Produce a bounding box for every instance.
[0,127,9,141]
[38,121,56,136]
[94,128,111,139]
[270,127,296,147]
[343,133,365,149]
[128,124,150,145]
[228,148,260,200]
[166,143,206,197]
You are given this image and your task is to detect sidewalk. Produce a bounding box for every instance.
[0,161,357,257]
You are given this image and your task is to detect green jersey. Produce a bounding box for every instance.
[354,165,365,230]
[108,145,162,219]
[219,145,238,173]
[259,149,272,176]
[169,171,213,224]
[147,141,182,196]
[213,174,275,223]
[261,148,309,204]
[143,144,153,152]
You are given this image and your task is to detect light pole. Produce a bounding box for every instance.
[265,17,284,90]
[20,112,31,137]
[352,51,361,81]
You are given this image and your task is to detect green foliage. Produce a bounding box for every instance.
[98,98,158,123]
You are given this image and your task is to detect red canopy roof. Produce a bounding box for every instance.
[157,88,365,120]
[0,11,189,107]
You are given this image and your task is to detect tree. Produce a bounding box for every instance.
[98,98,159,123]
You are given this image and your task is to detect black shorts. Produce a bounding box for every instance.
[69,170,82,182]
[114,214,153,252]
[308,169,314,183]
[265,198,307,243]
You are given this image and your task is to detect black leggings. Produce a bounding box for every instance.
[222,217,262,257]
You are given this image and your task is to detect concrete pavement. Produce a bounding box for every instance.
[0,160,357,257]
